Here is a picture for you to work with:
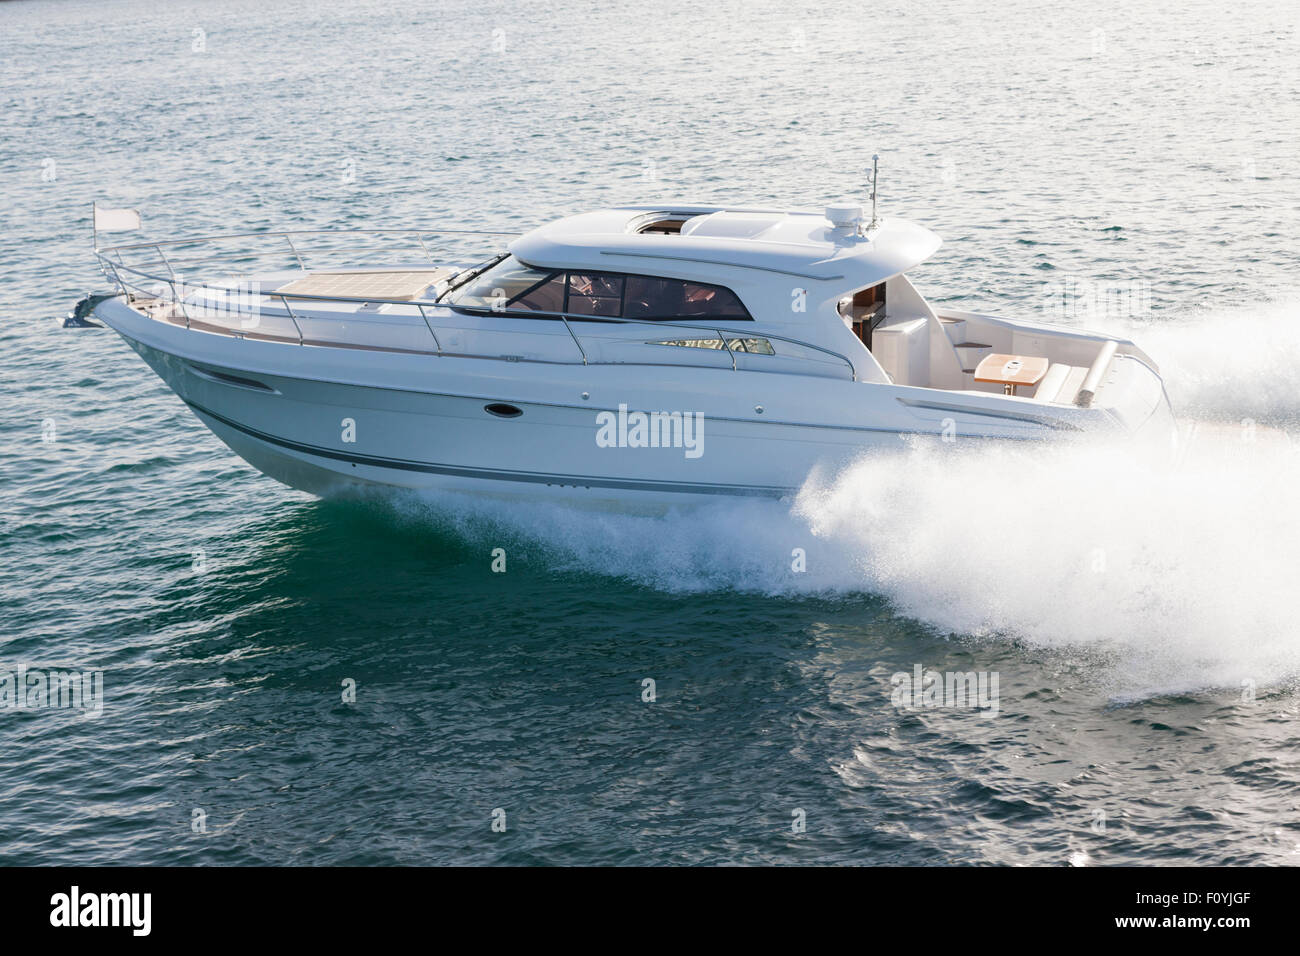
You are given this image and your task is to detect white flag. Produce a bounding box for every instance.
[93,205,141,232]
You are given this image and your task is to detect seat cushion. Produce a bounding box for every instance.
[1031,363,1087,403]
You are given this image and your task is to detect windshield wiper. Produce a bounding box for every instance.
[436,252,509,302]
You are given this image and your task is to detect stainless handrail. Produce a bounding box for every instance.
[283,234,307,271]
[99,226,520,254]
[276,295,305,345]
[95,231,858,382]
[415,304,443,355]
[1112,352,1176,420]
[559,314,589,366]
[117,247,476,274]
[169,277,191,328]
[155,244,176,279]
[717,330,737,371]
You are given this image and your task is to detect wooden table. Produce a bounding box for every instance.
[974,353,1050,395]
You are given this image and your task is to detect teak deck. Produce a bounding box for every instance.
[274,270,451,301]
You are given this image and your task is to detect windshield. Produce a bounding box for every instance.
[443,255,563,312]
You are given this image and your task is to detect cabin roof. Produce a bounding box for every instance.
[509,205,942,287]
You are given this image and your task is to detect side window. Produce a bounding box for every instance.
[623,276,749,320]
[566,273,624,317]
[681,281,748,319]
[509,272,565,312]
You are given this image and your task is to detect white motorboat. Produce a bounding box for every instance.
[80,191,1173,508]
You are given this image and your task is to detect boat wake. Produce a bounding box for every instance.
[795,430,1300,694]
[392,297,1300,696]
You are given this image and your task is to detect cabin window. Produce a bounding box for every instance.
[566,273,624,316]
[624,276,750,320]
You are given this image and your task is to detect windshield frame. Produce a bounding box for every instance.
[439,254,565,311]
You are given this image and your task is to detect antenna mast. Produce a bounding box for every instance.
[867,154,880,232]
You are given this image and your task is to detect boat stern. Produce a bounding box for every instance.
[1088,349,1176,444]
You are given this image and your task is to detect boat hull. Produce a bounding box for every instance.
[94,297,1168,508]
